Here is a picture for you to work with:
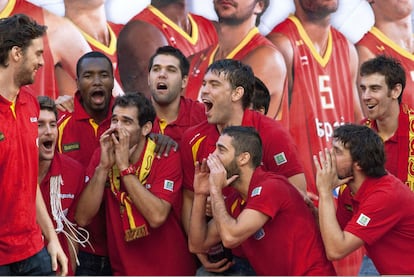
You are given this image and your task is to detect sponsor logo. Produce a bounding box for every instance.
[356,213,371,226]
[62,142,80,152]
[0,132,4,142]
[30,117,37,123]
[315,117,346,142]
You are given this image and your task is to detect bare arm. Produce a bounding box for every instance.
[36,186,68,276]
[349,41,364,122]
[243,45,287,120]
[75,128,115,226]
[117,21,169,97]
[267,33,295,108]
[44,11,92,96]
[314,148,364,260]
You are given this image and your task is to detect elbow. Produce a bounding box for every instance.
[325,249,347,261]
[188,242,206,254]
[147,212,168,229]
[221,234,240,249]
[74,214,91,228]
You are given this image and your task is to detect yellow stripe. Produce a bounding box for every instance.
[148,5,199,45]
[79,23,117,55]
[158,119,167,134]
[191,135,206,164]
[370,27,414,61]
[10,101,16,119]
[57,115,72,153]
[209,27,260,66]
[0,0,16,18]
[407,110,414,191]
[288,15,332,67]
[88,118,99,137]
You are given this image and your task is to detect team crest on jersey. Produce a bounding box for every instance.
[254,228,265,240]
[164,180,174,192]
[274,152,287,165]
[0,132,4,142]
[251,186,262,197]
[356,213,371,226]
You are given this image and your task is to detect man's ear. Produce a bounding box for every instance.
[232,86,244,103]
[238,152,251,167]
[141,121,153,137]
[391,84,402,101]
[181,75,188,90]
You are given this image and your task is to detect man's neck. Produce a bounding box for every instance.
[216,107,245,134]
[233,167,255,201]
[152,96,181,124]
[129,139,147,165]
[375,15,413,52]
[0,70,20,102]
[294,12,332,56]
[215,19,256,60]
[65,3,109,45]
[153,2,190,33]
[38,159,52,185]
[375,103,400,141]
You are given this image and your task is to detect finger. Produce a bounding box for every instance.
[324,148,331,169]
[227,175,239,185]
[59,256,68,276]
[50,253,58,272]
[313,155,321,171]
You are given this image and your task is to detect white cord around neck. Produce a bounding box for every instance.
[50,175,93,266]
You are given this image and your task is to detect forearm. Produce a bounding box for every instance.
[188,193,210,253]
[182,189,194,234]
[210,189,239,248]
[122,175,170,228]
[75,165,107,226]
[318,190,346,259]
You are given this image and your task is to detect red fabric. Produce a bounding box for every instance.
[357,28,414,107]
[1,0,59,98]
[152,96,206,146]
[57,91,113,256]
[180,109,303,192]
[229,168,335,275]
[0,87,43,264]
[185,30,275,101]
[271,16,356,196]
[40,153,85,275]
[338,175,414,274]
[87,142,197,275]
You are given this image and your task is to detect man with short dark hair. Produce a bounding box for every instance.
[0,13,67,276]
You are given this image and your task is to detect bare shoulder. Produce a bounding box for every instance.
[118,19,168,46]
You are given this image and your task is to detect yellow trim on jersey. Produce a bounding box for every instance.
[79,23,117,55]
[288,15,332,67]
[209,27,260,65]
[407,109,414,191]
[88,118,99,136]
[191,135,206,164]
[57,115,72,153]
[10,101,16,119]
[370,27,414,61]
[148,5,199,45]
[0,0,16,17]
[158,119,167,134]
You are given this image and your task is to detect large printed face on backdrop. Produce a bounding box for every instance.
[370,0,413,19]
[213,0,263,25]
[297,0,338,17]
